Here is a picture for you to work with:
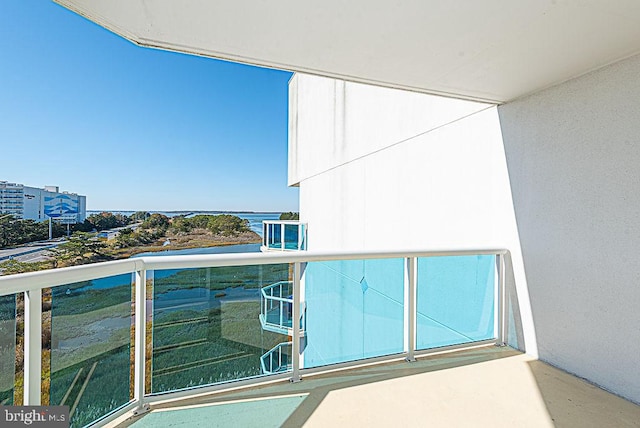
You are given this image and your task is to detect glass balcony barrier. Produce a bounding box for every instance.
[259,280,304,335]
[260,342,292,375]
[262,221,307,251]
[0,248,506,427]
[149,263,292,394]
[48,274,133,427]
[0,294,16,406]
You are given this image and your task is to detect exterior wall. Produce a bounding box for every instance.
[22,187,43,220]
[77,195,87,222]
[290,74,537,356]
[0,182,24,218]
[498,53,640,404]
[0,182,86,223]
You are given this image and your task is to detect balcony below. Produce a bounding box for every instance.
[111,345,640,427]
[261,221,307,252]
[259,281,295,335]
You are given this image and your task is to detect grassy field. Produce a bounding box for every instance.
[50,301,130,372]
[48,280,132,428]
[151,265,291,392]
[0,294,16,405]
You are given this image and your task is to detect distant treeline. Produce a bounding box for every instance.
[0,213,257,275]
[0,217,69,248]
[279,212,299,220]
[0,211,148,249]
[1,211,296,250]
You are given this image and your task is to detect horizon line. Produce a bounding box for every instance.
[86,209,292,214]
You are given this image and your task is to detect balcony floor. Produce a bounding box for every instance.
[113,346,640,428]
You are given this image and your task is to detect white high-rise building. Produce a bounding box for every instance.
[0,181,86,223]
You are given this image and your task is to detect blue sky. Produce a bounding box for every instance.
[0,2,296,212]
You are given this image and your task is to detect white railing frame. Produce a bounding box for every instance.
[0,247,507,425]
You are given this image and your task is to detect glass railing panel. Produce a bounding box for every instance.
[302,258,404,368]
[150,264,291,394]
[0,294,16,405]
[299,224,307,250]
[416,255,495,350]
[268,224,282,249]
[283,224,299,250]
[49,274,134,428]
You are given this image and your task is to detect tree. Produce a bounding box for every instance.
[0,259,53,275]
[0,216,87,248]
[113,228,136,248]
[51,232,107,264]
[170,216,192,233]
[129,211,150,222]
[0,215,18,247]
[279,212,299,220]
[188,215,211,229]
[207,214,250,235]
[141,213,170,230]
[86,212,127,231]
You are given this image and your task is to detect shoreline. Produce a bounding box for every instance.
[108,230,262,259]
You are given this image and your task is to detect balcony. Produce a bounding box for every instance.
[0,249,638,427]
[260,341,292,375]
[259,280,303,336]
[261,221,306,251]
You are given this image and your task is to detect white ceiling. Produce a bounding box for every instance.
[55,0,640,103]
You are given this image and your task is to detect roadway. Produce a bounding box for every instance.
[0,241,62,262]
[0,223,142,265]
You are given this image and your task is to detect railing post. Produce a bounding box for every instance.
[496,254,506,346]
[281,224,285,251]
[133,269,150,415]
[404,257,417,362]
[24,289,42,405]
[291,262,302,382]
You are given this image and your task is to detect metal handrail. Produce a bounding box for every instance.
[0,247,507,296]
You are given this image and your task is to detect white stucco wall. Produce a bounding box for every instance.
[498,53,640,404]
[21,187,87,223]
[290,74,537,356]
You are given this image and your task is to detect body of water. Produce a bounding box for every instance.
[72,243,262,293]
[134,243,261,258]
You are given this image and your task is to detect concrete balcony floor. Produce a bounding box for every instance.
[112,346,640,428]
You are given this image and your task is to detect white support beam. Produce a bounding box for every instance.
[133,270,150,415]
[497,254,506,346]
[291,262,302,382]
[404,257,417,362]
